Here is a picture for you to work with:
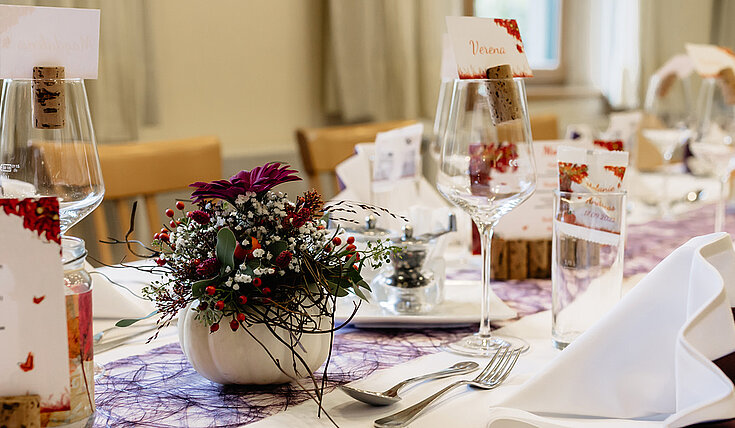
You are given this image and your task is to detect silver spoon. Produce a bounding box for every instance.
[339,361,479,406]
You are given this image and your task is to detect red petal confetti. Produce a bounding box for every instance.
[19,352,34,372]
[32,295,45,304]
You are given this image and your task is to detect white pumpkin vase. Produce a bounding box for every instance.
[178,302,331,384]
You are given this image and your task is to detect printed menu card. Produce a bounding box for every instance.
[0,198,70,414]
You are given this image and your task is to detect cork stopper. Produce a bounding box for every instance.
[656,73,677,98]
[486,64,521,124]
[0,395,40,428]
[32,66,65,129]
[717,67,735,105]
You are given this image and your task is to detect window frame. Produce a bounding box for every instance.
[464,0,567,85]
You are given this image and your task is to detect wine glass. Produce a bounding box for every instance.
[437,78,536,355]
[690,77,735,232]
[641,72,695,217]
[0,78,104,233]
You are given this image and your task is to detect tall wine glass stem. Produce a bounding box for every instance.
[478,220,497,338]
[716,175,729,233]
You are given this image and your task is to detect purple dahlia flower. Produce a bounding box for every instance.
[189,162,301,203]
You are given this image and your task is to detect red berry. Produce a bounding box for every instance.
[325,245,332,252]
[193,258,201,265]
[253,277,262,287]
[214,300,224,311]
[237,313,246,322]
[233,243,247,261]
[210,323,219,332]
[198,301,208,310]
[332,237,341,245]
[205,285,216,296]
[155,257,166,266]
[153,233,160,240]
[262,287,271,294]
[165,209,174,218]
[238,295,248,305]
[347,236,355,244]
[176,201,185,210]
[159,233,170,242]
[317,225,325,230]
[346,244,356,252]
[170,220,177,228]
[160,228,168,234]
[229,319,239,331]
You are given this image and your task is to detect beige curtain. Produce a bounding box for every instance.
[1,0,157,143]
[324,0,462,123]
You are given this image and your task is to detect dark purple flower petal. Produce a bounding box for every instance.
[189,162,302,203]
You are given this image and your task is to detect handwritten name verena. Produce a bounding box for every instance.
[469,40,506,55]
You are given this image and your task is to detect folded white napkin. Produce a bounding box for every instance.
[497,232,735,426]
[89,261,157,319]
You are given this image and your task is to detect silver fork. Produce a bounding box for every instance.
[373,346,521,428]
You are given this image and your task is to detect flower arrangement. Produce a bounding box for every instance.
[112,162,398,422]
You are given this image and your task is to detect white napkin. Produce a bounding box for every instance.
[497,233,735,426]
[90,261,157,319]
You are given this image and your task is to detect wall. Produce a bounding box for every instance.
[138,0,325,158]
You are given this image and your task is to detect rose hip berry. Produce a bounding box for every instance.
[176,201,185,210]
[253,277,262,287]
[237,313,246,322]
[205,285,216,296]
[214,300,224,311]
[347,236,355,244]
[332,237,341,245]
[262,287,271,294]
[346,244,356,252]
[165,209,174,218]
[238,295,248,305]
[210,323,219,333]
[229,319,239,331]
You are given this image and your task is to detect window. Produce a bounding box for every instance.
[471,0,563,83]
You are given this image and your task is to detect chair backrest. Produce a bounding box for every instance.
[93,136,221,263]
[296,120,417,195]
[529,114,559,140]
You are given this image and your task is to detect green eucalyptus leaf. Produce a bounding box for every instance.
[267,240,288,256]
[326,280,349,297]
[115,310,158,327]
[216,227,237,270]
[192,277,218,297]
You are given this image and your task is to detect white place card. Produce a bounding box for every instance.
[372,123,424,191]
[0,197,70,414]
[495,140,582,239]
[0,5,100,78]
[686,43,735,78]
[440,33,459,81]
[445,16,533,79]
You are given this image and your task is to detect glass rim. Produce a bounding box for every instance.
[452,77,529,83]
[3,78,85,82]
[554,189,627,197]
[62,236,88,265]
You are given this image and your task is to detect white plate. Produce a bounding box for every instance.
[334,280,517,328]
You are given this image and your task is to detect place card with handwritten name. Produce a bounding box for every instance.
[686,43,735,78]
[445,16,532,79]
[0,198,71,415]
[0,5,100,78]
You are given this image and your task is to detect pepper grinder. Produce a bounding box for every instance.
[372,213,456,314]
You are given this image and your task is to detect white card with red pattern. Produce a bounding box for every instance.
[445,16,533,79]
[0,197,70,413]
[0,5,100,78]
[686,43,735,77]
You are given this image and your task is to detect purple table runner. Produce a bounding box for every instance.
[94,204,735,427]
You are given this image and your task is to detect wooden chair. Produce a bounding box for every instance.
[296,120,417,195]
[93,136,221,264]
[529,114,559,140]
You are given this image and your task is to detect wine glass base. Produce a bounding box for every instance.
[444,333,529,356]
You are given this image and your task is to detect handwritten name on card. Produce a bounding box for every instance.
[0,198,70,415]
[446,16,533,79]
[0,5,100,78]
